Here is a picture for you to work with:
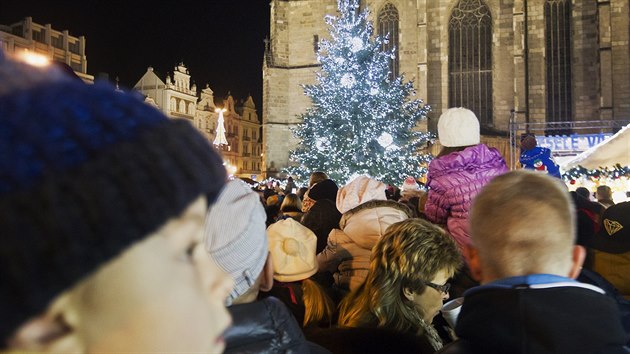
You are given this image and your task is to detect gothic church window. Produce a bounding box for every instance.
[545,0,572,123]
[377,3,399,79]
[448,0,493,126]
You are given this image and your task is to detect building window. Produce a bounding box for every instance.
[51,35,63,49]
[69,40,80,54]
[448,0,493,126]
[170,97,177,112]
[313,34,319,53]
[32,28,44,43]
[377,3,399,79]
[545,0,572,123]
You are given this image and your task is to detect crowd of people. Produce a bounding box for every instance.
[2,50,629,353]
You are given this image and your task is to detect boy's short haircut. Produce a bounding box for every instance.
[470,170,575,278]
[0,52,227,345]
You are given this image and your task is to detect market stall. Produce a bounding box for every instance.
[561,124,630,202]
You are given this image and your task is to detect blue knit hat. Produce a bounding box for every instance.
[0,53,227,345]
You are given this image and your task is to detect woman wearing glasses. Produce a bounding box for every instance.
[337,218,462,352]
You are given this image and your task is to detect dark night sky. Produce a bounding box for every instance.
[0,0,270,111]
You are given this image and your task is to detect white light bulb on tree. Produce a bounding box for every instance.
[340,73,356,88]
[315,137,328,151]
[377,132,393,147]
[350,37,363,53]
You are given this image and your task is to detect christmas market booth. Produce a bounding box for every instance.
[561,123,630,203]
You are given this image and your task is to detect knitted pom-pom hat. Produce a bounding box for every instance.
[0,55,226,345]
[267,218,318,282]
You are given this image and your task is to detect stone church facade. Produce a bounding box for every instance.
[262,0,630,177]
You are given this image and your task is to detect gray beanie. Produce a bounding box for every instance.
[204,180,268,305]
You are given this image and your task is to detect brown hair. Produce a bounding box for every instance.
[308,171,329,188]
[338,219,461,334]
[436,145,474,158]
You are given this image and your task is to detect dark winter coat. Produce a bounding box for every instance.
[307,326,435,354]
[425,144,508,250]
[437,283,630,354]
[224,297,330,354]
[301,199,342,254]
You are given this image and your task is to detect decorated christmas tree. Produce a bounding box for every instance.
[287,0,432,185]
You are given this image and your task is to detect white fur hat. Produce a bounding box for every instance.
[336,175,386,214]
[204,180,268,305]
[267,218,318,282]
[437,107,480,147]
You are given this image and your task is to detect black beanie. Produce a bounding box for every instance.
[0,73,226,344]
[308,179,339,202]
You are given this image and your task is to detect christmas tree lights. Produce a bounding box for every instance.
[286,0,432,185]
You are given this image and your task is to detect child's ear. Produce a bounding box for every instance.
[259,252,275,292]
[8,311,81,352]
[466,244,483,282]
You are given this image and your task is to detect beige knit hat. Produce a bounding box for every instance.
[267,218,318,282]
[336,175,387,214]
[437,107,480,147]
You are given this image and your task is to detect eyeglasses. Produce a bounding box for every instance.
[423,281,451,295]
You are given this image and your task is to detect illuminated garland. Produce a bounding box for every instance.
[563,164,630,184]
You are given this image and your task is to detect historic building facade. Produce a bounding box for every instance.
[263,0,630,176]
[0,17,93,81]
[134,64,263,180]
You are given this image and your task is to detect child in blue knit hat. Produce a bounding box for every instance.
[0,52,233,352]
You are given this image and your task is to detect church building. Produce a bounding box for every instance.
[262,0,630,176]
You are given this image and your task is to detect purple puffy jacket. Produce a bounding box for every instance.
[425,144,508,250]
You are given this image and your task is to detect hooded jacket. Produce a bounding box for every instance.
[424,144,507,250]
[520,146,562,178]
[316,200,411,291]
[438,282,630,354]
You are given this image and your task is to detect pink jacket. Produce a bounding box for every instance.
[317,200,411,291]
[424,144,508,250]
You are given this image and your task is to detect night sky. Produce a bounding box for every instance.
[0,0,270,111]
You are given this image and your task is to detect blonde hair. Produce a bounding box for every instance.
[280,193,302,212]
[470,170,575,278]
[308,172,328,188]
[338,219,461,334]
[302,278,334,327]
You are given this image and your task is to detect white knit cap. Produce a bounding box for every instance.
[267,218,318,282]
[437,107,480,147]
[204,180,268,305]
[336,175,386,214]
